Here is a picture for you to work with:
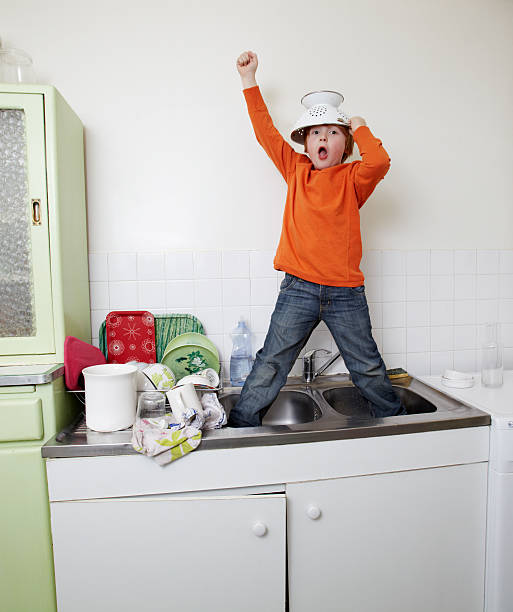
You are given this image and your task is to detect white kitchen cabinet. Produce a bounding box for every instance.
[50,492,286,612]
[287,462,487,612]
[45,428,489,611]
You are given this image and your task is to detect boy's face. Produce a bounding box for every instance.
[305,124,347,170]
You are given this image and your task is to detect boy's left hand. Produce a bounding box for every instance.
[349,116,367,135]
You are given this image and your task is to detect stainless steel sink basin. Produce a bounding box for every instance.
[219,390,321,425]
[322,385,437,418]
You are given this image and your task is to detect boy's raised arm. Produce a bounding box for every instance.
[236,51,258,89]
[236,51,297,180]
[350,117,391,207]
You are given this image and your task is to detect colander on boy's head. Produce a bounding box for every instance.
[290,90,351,144]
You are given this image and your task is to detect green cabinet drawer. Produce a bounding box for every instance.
[0,398,43,442]
[0,385,36,394]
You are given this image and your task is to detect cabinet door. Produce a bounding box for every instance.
[287,463,487,612]
[0,93,54,355]
[50,494,286,612]
[0,445,57,612]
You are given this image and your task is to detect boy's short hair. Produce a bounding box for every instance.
[304,124,354,163]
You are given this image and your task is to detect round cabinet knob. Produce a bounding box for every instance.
[307,505,321,520]
[252,522,268,537]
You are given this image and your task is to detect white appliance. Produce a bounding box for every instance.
[420,371,513,612]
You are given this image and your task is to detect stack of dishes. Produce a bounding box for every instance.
[441,369,474,388]
[161,332,220,381]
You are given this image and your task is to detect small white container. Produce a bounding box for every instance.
[83,364,138,432]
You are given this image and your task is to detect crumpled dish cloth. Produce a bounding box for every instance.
[201,393,227,430]
[132,415,202,466]
[168,398,205,430]
[131,394,226,465]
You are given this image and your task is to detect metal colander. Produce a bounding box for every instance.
[290,90,350,144]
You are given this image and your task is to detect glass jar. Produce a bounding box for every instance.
[0,48,35,83]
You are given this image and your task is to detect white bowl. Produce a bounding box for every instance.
[142,363,176,391]
[125,361,154,391]
[175,375,215,389]
[175,368,220,389]
[136,370,157,391]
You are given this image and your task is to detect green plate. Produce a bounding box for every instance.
[161,344,220,381]
[162,332,219,361]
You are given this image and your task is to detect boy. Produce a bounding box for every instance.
[228,50,405,427]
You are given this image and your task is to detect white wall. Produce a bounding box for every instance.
[4,0,513,253]
[4,0,513,377]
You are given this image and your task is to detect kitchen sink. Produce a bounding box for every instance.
[322,385,437,418]
[219,390,321,425]
[43,373,491,457]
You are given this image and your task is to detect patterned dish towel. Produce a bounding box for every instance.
[132,415,202,466]
[131,395,226,466]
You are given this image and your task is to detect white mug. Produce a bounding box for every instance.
[166,383,203,425]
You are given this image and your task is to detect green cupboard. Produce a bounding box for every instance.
[0,85,91,611]
[0,84,90,364]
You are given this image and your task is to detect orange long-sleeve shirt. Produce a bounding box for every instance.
[244,86,391,286]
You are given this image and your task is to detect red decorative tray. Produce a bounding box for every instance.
[105,311,156,364]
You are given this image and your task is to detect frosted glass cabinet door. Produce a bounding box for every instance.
[0,93,54,355]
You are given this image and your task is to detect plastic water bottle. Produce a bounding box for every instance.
[230,318,253,386]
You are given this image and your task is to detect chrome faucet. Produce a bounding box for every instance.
[302,349,341,384]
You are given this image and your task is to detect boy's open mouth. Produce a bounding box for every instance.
[318,146,328,160]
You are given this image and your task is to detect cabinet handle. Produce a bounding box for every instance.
[252,522,268,537]
[32,199,42,225]
[307,505,321,520]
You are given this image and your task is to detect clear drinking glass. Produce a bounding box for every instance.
[481,322,503,388]
[136,391,166,422]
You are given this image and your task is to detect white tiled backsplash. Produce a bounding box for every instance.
[89,249,513,379]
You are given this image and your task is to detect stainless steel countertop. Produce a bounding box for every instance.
[0,364,64,386]
[42,374,490,459]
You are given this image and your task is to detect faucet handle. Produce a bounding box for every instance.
[304,348,331,360]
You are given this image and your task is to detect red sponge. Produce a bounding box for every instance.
[64,336,106,390]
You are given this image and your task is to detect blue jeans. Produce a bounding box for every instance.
[228,274,405,427]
